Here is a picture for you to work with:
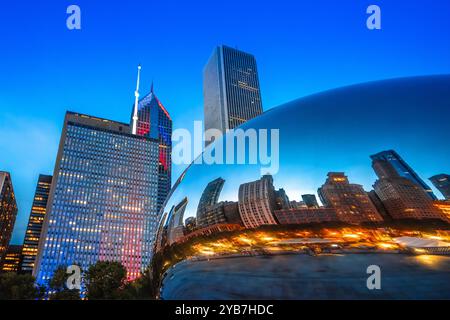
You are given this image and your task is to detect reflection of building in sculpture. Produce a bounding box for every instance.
[302,194,319,208]
[429,174,450,200]
[21,175,52,274]
[371,150,436,200]
[274,208,339,225]
[290,200,307,209]
[372,159,447,222]
[367,190,391,221]
[238,175,278,228]
[318,172,383,224]
[0,171,18,266]
[1,245,22,273]
[275,188,291,209]
[183,223,243,242]
[34,112,160,284]
[198,201,241,228]
[434,201,450,222]
[197,178,225,227]
[167,198,188,245]
[131,82,172,213]
[184,217,197,234]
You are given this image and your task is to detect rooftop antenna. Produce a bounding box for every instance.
[132,64,141,135]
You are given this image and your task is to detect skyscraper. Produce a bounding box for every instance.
[372,160,447,222]
[21,175,52,274]
[238,175,277,228]
[429,174,450,200]
[1,245,22,273]
[131,74,172,213]
[34,112,160,285]
[370,150,437,200]
[318,172,383,224]
[203,45,263,141]
[0,171,18,265]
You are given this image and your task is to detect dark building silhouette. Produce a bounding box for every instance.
[429,174,450,200]
[197,178,225,227]
[0,171,18,266]
[276,188,291,209]
[21,175,52,274]
[371,150,436,200]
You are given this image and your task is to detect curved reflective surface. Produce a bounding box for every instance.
[151,75,450,299]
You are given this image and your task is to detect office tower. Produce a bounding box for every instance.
[238,175,277,228]
[302,194,319,208]
[196,177,225,227]
[274,208,339,225]
[275,188,291,209]
[34,112,160,285]
[0,172,18,265]
[372,160,447,222]
[203,45,263,140]
[1,245,23,273]
[131,75,172,213]
[184,217,197,234]
[370,150,436,200]
[429,174,450,200]
[318,172,383,224]
[367,190,391,221]
[20,175,52,274]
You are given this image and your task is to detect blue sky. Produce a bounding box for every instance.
[1,0,450,244]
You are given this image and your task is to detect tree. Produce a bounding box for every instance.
[85,261,127,300]
[0,272,44,300]
[48,266,81,300]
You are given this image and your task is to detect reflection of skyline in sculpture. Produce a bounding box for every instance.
[196,178,225,226]
[167,197,188,245]
[155,76,450,253]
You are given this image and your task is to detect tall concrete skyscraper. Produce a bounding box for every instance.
[429,174,450,200]
[370,150,437,200]
[203,45,263,141]
[34,112,160,285]
[0,171,18,265]
[21,174,52,273]
[130,72,172,213]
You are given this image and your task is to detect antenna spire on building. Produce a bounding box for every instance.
[132,64,142,135]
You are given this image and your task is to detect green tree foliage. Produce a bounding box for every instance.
[0,272,44,300]
[85,261,127,300]
[48,266,81,300]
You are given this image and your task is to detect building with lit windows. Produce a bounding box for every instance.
[196,177,225,227]
[1,245,22,273]
[238,175,278,228]
[131,84,172,213]
[0,171,18,265]
[434,201,450,222]
[371,150,437,200]
[274,207,339,225]
[429,174,450,200]
[33,112,160,286]
[21,175,52,274]
[318,172,383,224]
[203,45,263,142]
[372,159,448,222]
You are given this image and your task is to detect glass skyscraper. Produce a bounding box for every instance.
[0,171,18,265]
[370,150,437,200]
[34,112,160,285]
[21,174,52,273]
[203,45,263,141]
[131,84,172,213]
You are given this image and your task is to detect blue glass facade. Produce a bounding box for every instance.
[34,112,159,285]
